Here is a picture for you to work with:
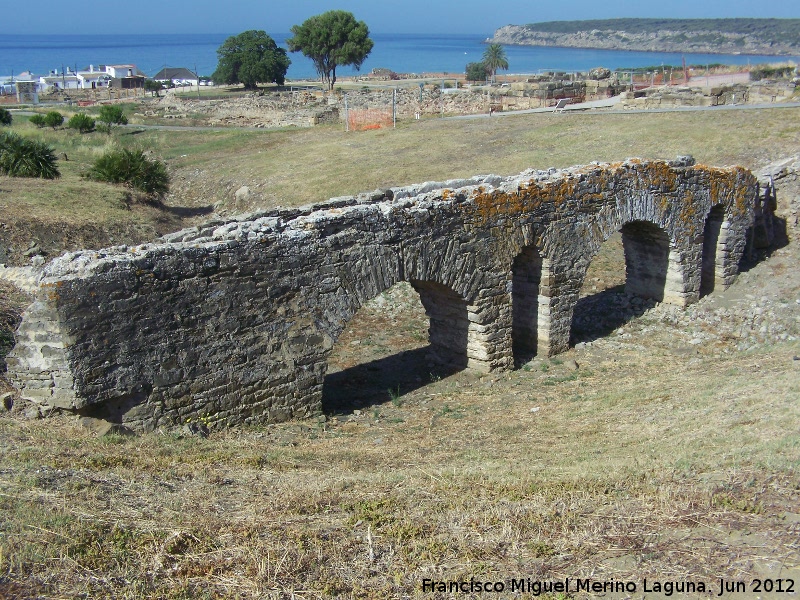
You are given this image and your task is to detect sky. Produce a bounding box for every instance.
[7,0,799,35]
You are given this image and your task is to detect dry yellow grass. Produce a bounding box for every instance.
[166,106,800,212]
[0,104,799,598]
[5,106,800,231]
[1,331,797,598]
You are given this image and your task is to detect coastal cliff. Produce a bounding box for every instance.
[488,19,800,56]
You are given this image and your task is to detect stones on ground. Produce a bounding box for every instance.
[80,416,134,437]
[234,186,250,202]
[588,67,612,80]
[23,404,41,420]
[182,422,209,438]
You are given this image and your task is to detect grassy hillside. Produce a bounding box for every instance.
[1,105,799,265]
[0,103,799,598]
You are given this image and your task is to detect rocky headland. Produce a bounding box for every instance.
[489,18,800,56]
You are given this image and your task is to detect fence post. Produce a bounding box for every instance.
[344,93,349,132]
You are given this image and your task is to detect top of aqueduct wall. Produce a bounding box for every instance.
[38,155,752,283]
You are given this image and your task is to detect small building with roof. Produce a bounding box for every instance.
[153,67,198,87]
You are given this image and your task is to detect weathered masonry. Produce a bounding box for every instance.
[7,157,757,430]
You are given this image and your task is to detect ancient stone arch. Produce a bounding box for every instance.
[5,157,757,431]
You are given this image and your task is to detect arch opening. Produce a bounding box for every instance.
[512,245,544,365]
[571,221,670,345]
[321,280,469,415]
[700,205,726,297]
[621,220,670,301]
[411,279,471,370]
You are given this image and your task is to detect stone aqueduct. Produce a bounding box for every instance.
[7,157,757,431]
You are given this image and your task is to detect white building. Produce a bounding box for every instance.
[76,66,112,89]
[104,64,142,79]
[38,69,80,91]
[153,67,199,87]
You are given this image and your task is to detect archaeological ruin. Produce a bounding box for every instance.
[6,157,757,431]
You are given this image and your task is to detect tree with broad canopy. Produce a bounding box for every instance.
[466,61,488,82]
[287,11,373,90]
[213,30,291,90]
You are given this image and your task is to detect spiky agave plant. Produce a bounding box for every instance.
[0,132,60,179]
[86,148,169,197]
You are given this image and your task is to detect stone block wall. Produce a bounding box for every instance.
[6,158,757,431]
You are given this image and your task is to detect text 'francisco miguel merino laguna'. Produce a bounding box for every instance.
[421,577,712,596]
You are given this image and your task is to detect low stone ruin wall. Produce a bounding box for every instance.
[620,81,797,109]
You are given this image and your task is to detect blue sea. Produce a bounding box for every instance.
[1,33,796,81]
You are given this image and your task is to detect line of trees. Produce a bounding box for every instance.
[26,106,126,134]
[211,10,374,91]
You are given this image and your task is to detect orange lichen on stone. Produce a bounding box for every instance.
[466,174,586,223]
[706,168,733,208]
[735,185,750,217]
[462,161,754,230]
[697,164,752,211]
[470,188,527,221]
[732,167,754,217]
[659,194,671,214]
[678,190,699,237]
[643,161,678,192]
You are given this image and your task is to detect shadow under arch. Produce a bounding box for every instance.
[321,279,470,415]
[620,220,670,301]
[570,220,671,346]
[700,204,726,297]
[512,244,545,366]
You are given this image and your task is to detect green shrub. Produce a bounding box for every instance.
[67,112,96,133]
[466,61,487,82]
[86,148,169,197]
[0,132,60,179]
[29,114,46,128]
[44,111,64,129]
[144,79,164,97]
[0,108,11,126]
[750,65,796,81]
[97,105,128,133]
